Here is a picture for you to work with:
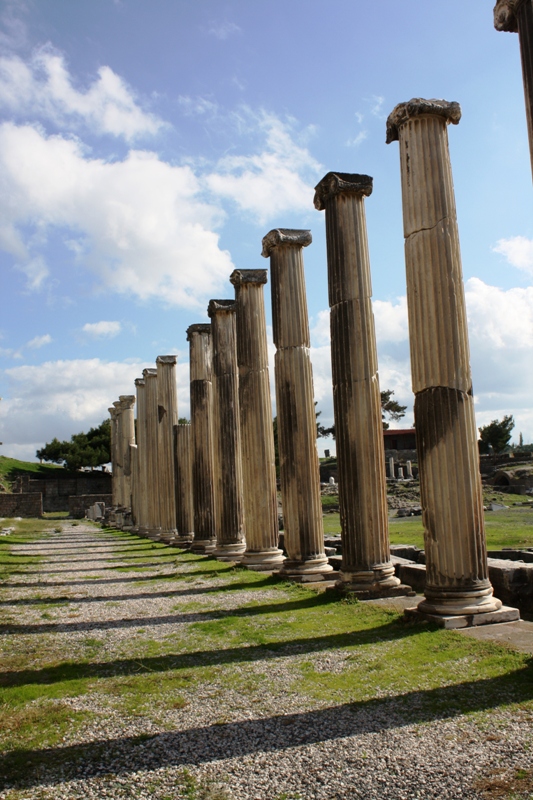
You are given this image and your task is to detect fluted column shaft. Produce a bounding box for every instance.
[387,98,500,616]
[208,300,246,561]
[113,401,125,506]
[119,395,135,513]
[108,406,119,507]
[314,174,401,594]
[130,443,139,528]
[134,378,149,535]
[230,269,284,571]
[262,229,331,579]
[174,423,194,544]
[143,368,161,540]
[495,0,533,181]
[156,356,178,543]
[187,324,217,553]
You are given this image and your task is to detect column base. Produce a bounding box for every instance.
[241,547,285,571]
[213,541,246,562]
[171,534,194,548]
[417,587,503,617]
[159,529,178,545]
[405,604,520,629]
[146,528,162,542]
[337,563,411,597]
[136,526,150,538]
[278,555,334,581]
[190,538,217,554]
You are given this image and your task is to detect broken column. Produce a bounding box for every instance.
[143,368,161,540]
[314,172,404,596]
[208,300,246,561]
[134,377,149,536]
[187,324,217,554]
[262,229,331,580]
[230,269,284,570]
[494,0,533,181]
[386,98,517,622]
[156,356,179,544]
[174,422,194,545]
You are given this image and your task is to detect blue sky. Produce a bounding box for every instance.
[0,0,532,461]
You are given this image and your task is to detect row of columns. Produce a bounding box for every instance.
[106,94,520,624]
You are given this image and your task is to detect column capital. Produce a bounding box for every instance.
[313,172,373,211]
[134,378,145,387]
[186,323,211,341]
[261,229,312,258]
[113,400,121,410]
[156,355,177,366]
[494,0,526,31]
[229,268,267,287]
[207,299,237,317]
[386,98,461,144]
[108,407,118,417]
[118,395,135,410]
[142,368,157,379]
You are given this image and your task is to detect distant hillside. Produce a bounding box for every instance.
[0,456,64,492]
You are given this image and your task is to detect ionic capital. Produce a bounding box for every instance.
[386,98,461,144]
[261,229,312,258]
[119,395,136,410]
[313,172,373,211]
[229,269,267,287]
[156,355,177,366]
[494,0,524,31]
[134,378,145,387]
[186,323,211,341]
[142,368,157,379]
[208,299,237,317]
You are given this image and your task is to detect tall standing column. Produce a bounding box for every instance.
[174,423,194,545]
[262,229,332,580]
[208,300,246,561]
[113,400,125,507]
[495,0,533,181]
[230,269,284,571]
[187,324,217,554]
[134,378,149,536]
[143,368,161,540]
[119,395,135,512]
[314,173,405,596]
[108,406,119,507]
[386,98,516,622]
[156,356,178,544]
[130,443,139,530]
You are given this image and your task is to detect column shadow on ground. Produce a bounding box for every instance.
[1,664,532,791]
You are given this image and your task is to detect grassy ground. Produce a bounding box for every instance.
[0,456,63,490]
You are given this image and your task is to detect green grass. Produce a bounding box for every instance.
[0,455,64,489]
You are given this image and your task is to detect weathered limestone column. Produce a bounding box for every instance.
[208,300,246,561]
[229,269,284,571]
[386,98,516,622]
[113,401,125,507]
[134,378,149,536]
[130,443,139,529]
[174,423,194,545]
[187,324,217,554]
[156,356,178,544]
[495,0,533,181]
[262,229,332,580]
[143,368,161,540]
[314,173,405,596]
[119,395,135,512]
[108,406,119,507]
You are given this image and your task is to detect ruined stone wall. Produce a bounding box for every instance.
[0,493,43,517]
[68,494,113,518]
[13,474,112,511]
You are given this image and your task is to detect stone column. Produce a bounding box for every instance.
[134,377,149,536]
[262,229,332,580]
[208,300,246,561]
[156,356,178,544]
[314,172,404,597]
[230,269,284,571]
[389,456,395,479]
[130,443,139,529]
[495,0,533,181]
[108,406,119,507]
[386,98,516,622]
[187,324,217,553]
[113,400,125,507]
[119,395,135,511]
[174,423,194,545]
[143,368,161,540]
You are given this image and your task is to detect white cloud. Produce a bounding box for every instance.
[369,95,385,117]
[207,21,241,40]
[82,321,122,338]
[493,235,533,276]
[346,131,368,148]
[0,49,164,141]
[0,122,234,307]
[0,356,191,460]
[26,333,52,349]
[373,296,409,342]
[465,277,533,350]
[206,110,322,224]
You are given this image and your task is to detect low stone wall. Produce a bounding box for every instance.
[0,493,43,518]
[68,494,112,519]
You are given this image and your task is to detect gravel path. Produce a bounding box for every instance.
[1,523,532,800]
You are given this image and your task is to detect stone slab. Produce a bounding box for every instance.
[404,604,520,629]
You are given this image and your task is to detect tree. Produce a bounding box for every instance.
[478,415,514,454]
[36,419,111,471]
[317,390,407,439]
